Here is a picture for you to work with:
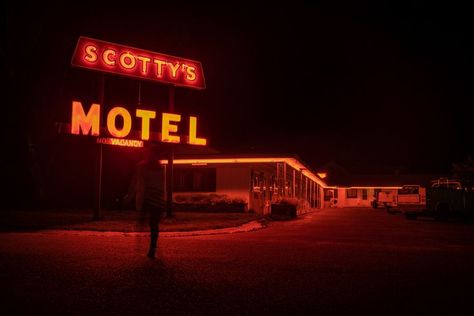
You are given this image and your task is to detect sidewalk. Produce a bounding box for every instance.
[0,209,267,235]
[36,219,268,238]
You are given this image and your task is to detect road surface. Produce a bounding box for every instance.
[1,208,474,315]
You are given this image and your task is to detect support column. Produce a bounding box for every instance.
[299,170,303,199]
[292,169,296,198]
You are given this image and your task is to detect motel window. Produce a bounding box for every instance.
[174,168,216,192]
[346,189,358,199]
[252,172,264,193]
[324,189,332,201]
[362,189,368,200]
[374,188,381,198]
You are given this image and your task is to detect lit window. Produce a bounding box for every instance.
[346,189,358,198]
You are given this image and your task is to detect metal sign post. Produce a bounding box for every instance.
[94,75,105,220]
[167,85,175,217]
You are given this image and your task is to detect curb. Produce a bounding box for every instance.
[161,219,267,237]
[36,219,268,238]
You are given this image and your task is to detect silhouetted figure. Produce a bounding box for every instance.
[125,144,166,259]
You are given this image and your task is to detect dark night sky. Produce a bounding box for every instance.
[2,1,473,181]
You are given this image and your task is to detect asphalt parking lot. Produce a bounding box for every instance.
[1,207,474,315]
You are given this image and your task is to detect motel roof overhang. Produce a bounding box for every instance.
[159,153,440,190]
[160,153,329,188]
[321,173,452,189]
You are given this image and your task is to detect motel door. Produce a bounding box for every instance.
[324,189,337,208]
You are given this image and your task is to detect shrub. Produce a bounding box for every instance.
[278,197,299,206]
[173,194,247,212]
[174,195,189,203]
[175,194,246,205]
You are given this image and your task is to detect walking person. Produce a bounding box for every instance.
[125,143,166,259]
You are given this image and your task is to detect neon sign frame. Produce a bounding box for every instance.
[71,37,206,89]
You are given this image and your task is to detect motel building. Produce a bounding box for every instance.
[165,154,433,215]
[323,186,400,209]
[320,167,437,209]
[168,154,326,215]
[65,98,430,214]
[65,37,431,215]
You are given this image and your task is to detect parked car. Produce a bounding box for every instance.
[405,178,474,220]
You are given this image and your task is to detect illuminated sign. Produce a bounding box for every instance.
[71,101,207,146]
[317,173,327,179]
[71,37,205,89]
[97,138,144,148]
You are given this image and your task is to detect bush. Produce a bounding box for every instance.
[278,197,299,206]
[173,194,247,212]
[271,199,297,219]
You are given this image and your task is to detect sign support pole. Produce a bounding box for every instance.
[167,85,175,218]
[94,75,105,220]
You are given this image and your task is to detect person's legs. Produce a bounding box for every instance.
[147,208,161,258]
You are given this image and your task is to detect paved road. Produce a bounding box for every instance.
[1,208,474,315]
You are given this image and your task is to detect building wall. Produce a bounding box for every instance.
[336,188,372,207]
[216,165,251,203]
[325,188,400,208]
[172,161,324,214]
[172,164,251,206]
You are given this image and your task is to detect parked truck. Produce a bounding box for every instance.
[404,178,474,220]
[372,185,426,213]
[372,190,396,209]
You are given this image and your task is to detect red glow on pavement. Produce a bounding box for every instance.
[71,37,205,89]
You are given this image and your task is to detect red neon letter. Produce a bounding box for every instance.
[84,45,98,62]
[102,49,116,66]
[188,116,207,145]
[107,107,132,138]
[153,59,166,77]
[136,56,151,74]
[186,66,196,81]
[71,101,100,136]
[136,109,156,140]
[168,62,180,78]
[161,113,181,143]
[119,52,136,69]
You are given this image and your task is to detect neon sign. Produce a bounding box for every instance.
[71,101,207,146]
[71,37,205,89]
[97,137,144,148]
